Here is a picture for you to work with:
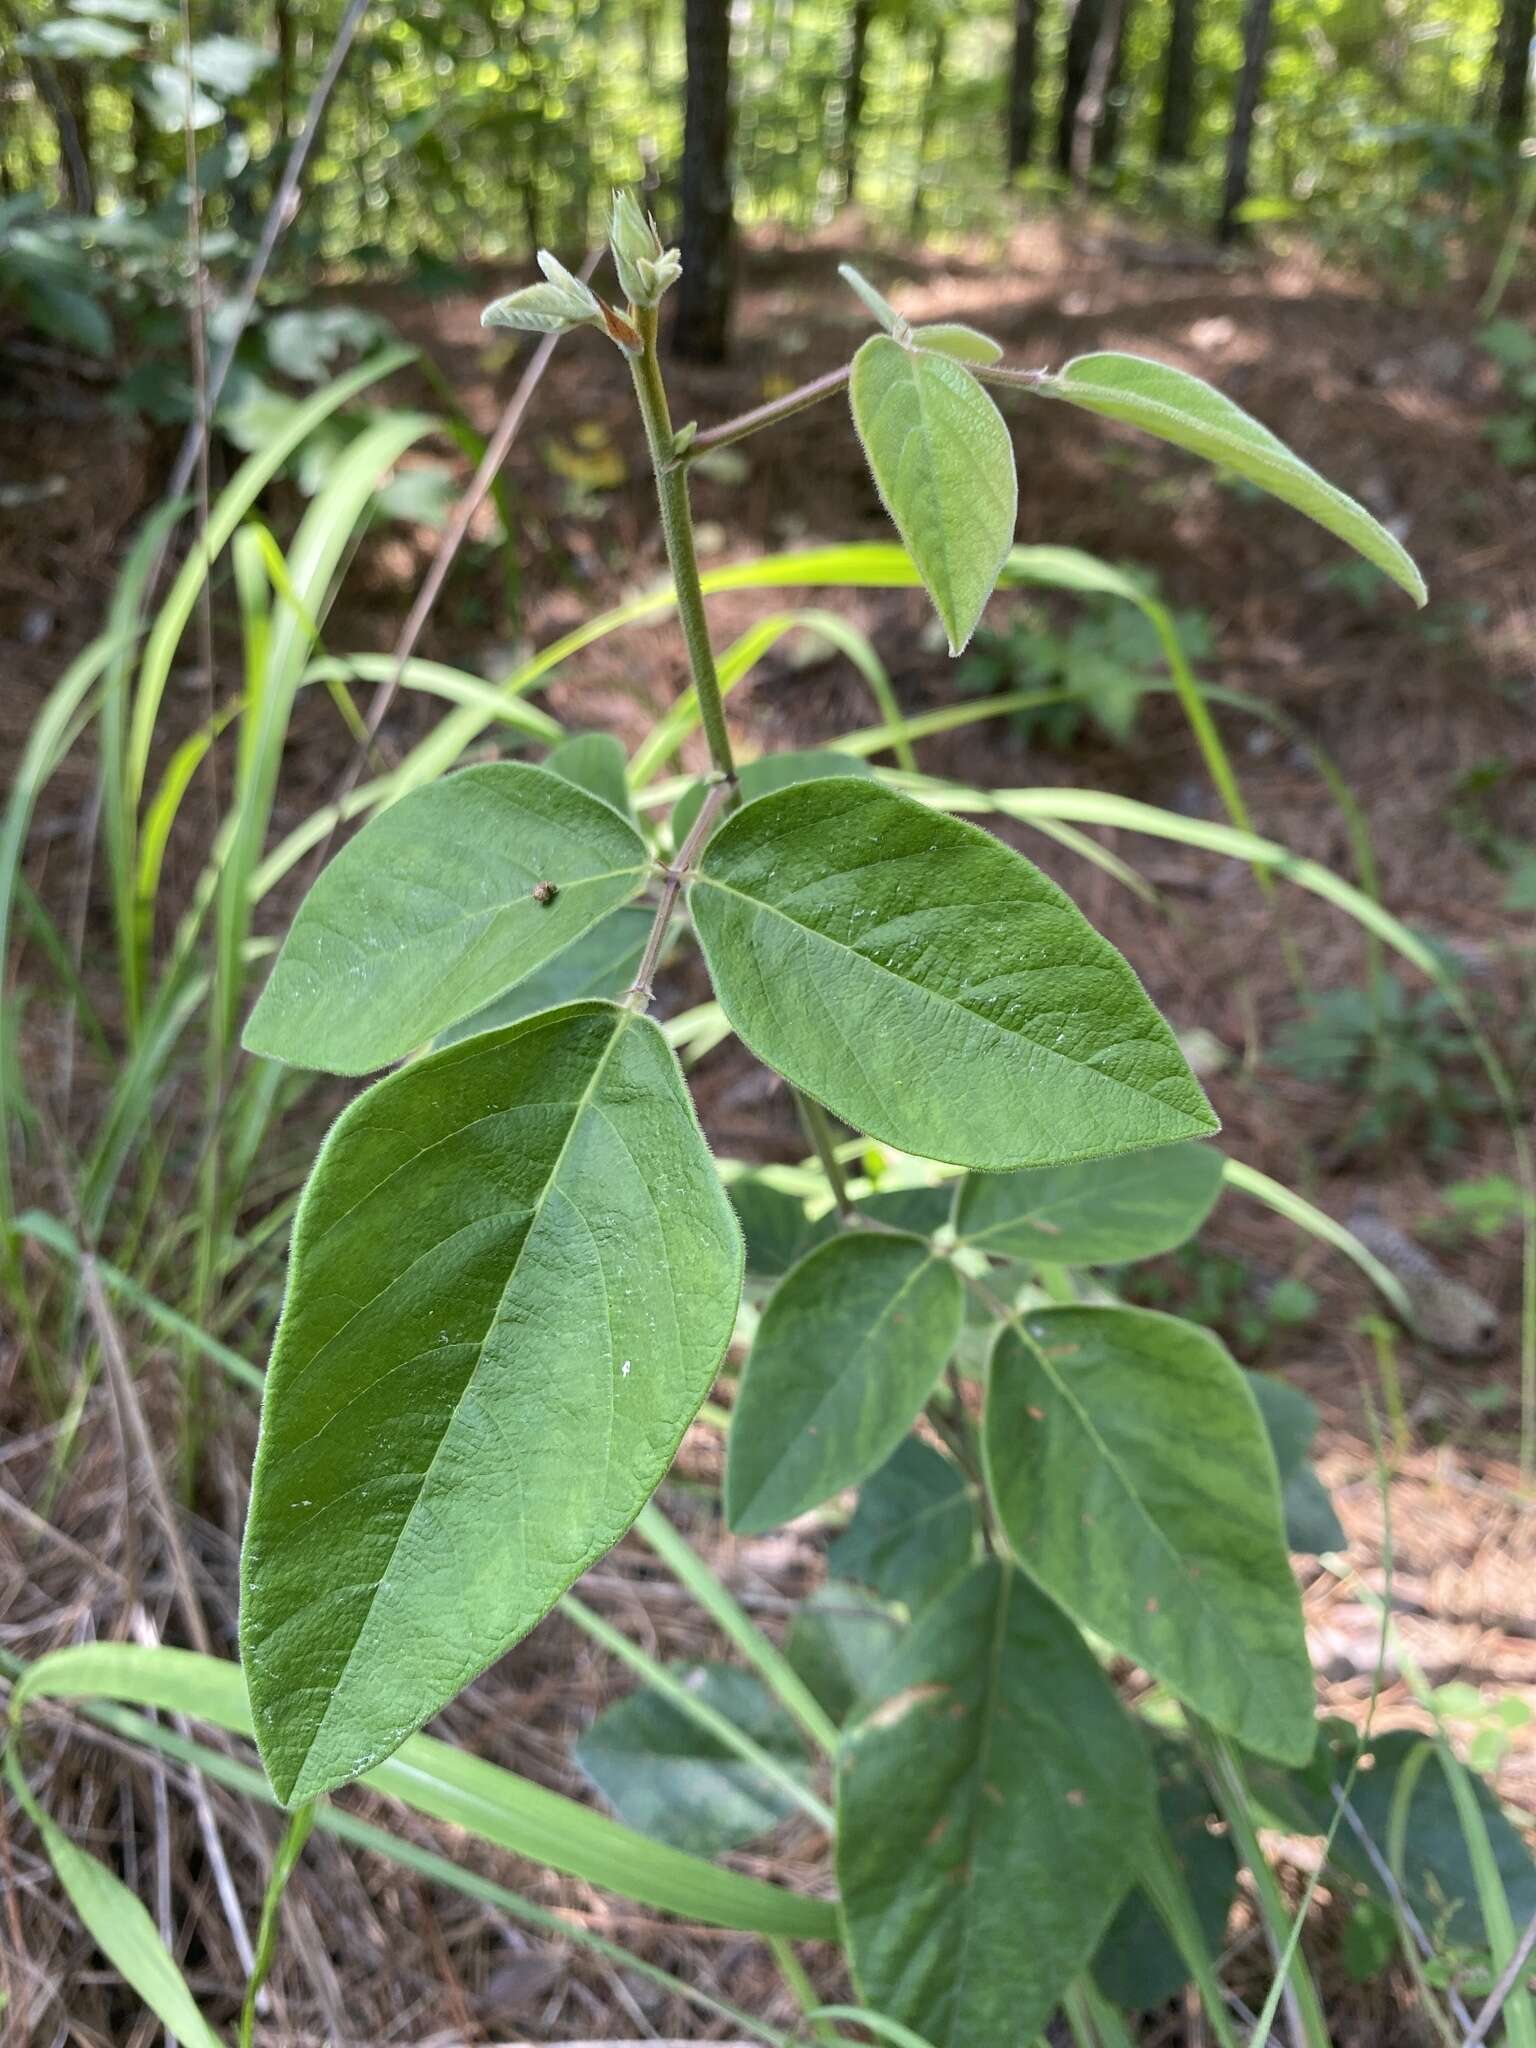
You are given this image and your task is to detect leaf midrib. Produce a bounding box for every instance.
[282,860,649,980]
[948,1563,1013,2040]
[289,1006,637,1792]
[735,1247,941,1527]
[693,872,1192,1123]
[1048,370,1419,591]
[996,1316,1271,1701]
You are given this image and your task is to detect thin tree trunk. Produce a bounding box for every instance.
[840,0,874,205]
[1493,0,1536,149]
[275,0,297,144]
[1007,0,1041,173]
[1217,0,1273,244]
[1055,0,1106,176]
[909,20,947,238]
[671,0,735,363]
[1069,0,1124,184]
[1093,0,1137,171]
[1156,0,1199,162]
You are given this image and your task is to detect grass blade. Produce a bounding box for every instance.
[10,1642,837,1939]
[3,1745,226,2048]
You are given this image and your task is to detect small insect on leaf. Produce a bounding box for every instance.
[533,880,559,905]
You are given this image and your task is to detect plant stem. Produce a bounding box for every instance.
[1199,1725,1332,2048]
[629,304,738,788]
[625,776,732,1009]
[687,365,853,460]
[797,1092,855,1219]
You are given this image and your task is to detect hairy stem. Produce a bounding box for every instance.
[687,364,853,459]
[629,305,738,787]
[625,776,733,1009]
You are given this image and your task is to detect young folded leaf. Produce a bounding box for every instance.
[244,762,651,1074]
[1041,353,1426,605]
[241,1001,742,1804]
[838,1561,1155,2047]
[725,1232,964,1534]
[984,1305,1315,1764]
[953,1140,1223,1265]
[691,777,1217,1170]
[850,336,1017,653]
[909,323,1004,365]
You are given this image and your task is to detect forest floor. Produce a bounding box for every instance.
[3,212,1536,2043]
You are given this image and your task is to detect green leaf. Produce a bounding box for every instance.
[838,1562,1155,2047]
[574,1663,810,1855]
[692,778,1216,1171]
[909,323,1004,366]
[544,731,635,817]
[1282,1465,1346,1556]
[785,1582,906,1726]
[953,1141,1223,1265]
[827,1439,977,1613]
[1304,1729,1536,1953]
[22,277,112,358]
[139,61,223,131]
[263,305,394,383]
[849,336,1017,654]
[1092,1739,1238,2010]
[1043,353,1426,606]
[23,15,139,57]
[726,1233,964,1535]
[985,1306,1314,1764]
[670,746,872,848]
[727,1175,816,1280]
[184,31,273,93]
[241,1000,742,1804]
[1245,1372,1347,1555]
[244,762,651,1074]
[5,1752,226,2048]
[436,904,656,1046]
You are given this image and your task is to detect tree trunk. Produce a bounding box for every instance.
[670,0,735,363]
[275,0,297,144]
[1217,0,1273,244]
[1156,0,1198,163]
[1067,0,1125,184]
[840,0,874,204]
[1055,0,1105,176]
[909,20,947,238]
[1006,0,1041,174]
[1092,0,1137,172]
[1493,0,1536,149]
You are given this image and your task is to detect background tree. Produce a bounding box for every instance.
[1492,0,1536,148]
[841,0,875,203]
[1218,0,1274,243]
[1055,0,1107,177]
[1157,0,1200,164]
[1007,0,1042,175]
[670,0,736,362]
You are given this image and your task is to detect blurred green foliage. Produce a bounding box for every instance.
[0,0,1515,315]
